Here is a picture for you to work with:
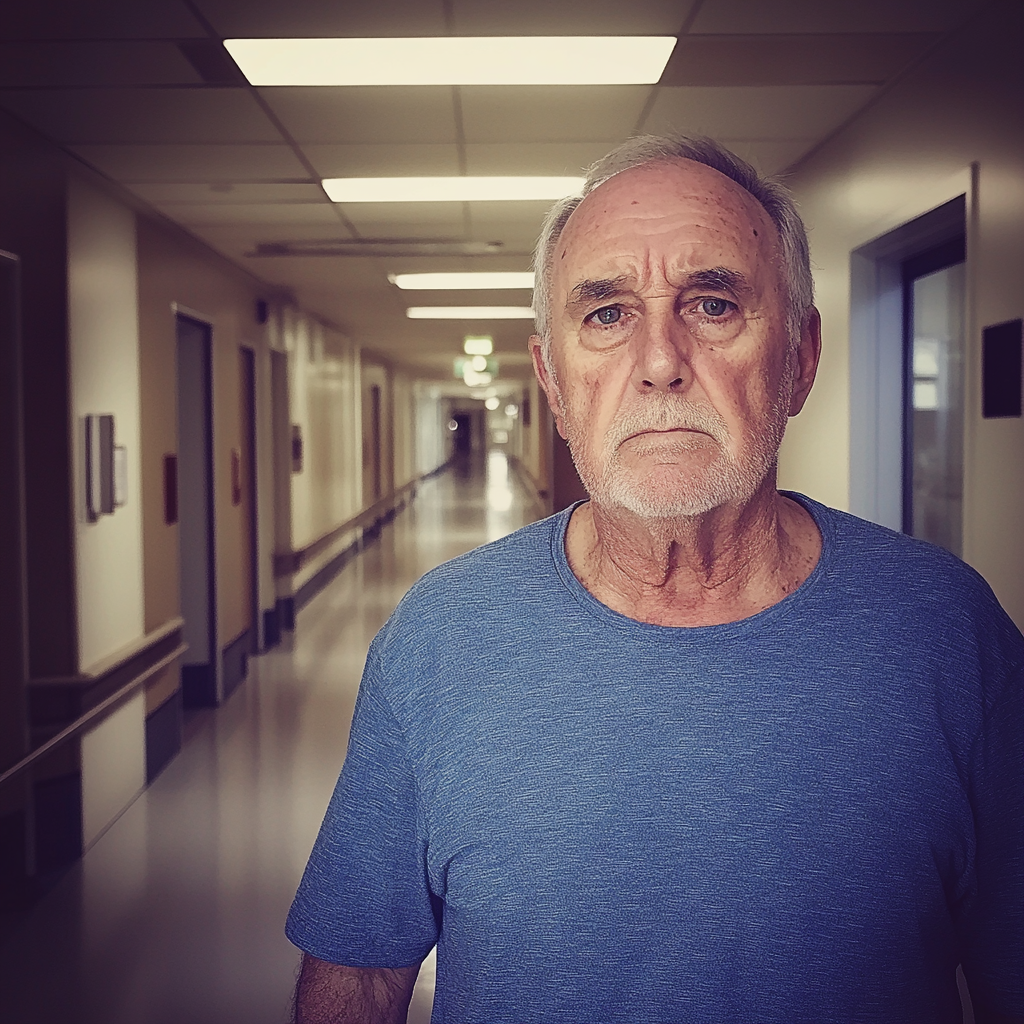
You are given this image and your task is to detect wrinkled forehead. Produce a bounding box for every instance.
[553,159,781,291]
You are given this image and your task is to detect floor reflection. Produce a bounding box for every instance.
[0,456,541,1024]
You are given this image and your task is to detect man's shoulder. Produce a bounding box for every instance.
[803,495,1014,632]
[382,510,565,632]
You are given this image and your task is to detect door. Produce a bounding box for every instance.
[902,238,966,555]
[175,315,218,706]
[239,347,259,652]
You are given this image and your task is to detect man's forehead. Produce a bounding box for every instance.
[553,159,777,287]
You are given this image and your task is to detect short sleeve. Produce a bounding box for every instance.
[285,640,439,967]
[954,598,1024,1015]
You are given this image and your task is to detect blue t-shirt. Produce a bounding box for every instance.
[286,495,1023,1023]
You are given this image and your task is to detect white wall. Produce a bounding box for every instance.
[68,174,145,670]
[80,690,146,850]
[778,3,1024,625]
[414,383,450,476]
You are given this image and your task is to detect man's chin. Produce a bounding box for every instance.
[594,463,767,520]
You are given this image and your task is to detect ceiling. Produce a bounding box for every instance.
[0,0,982,378]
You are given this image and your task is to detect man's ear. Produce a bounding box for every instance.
[788,307,822,416]
[529,335,567,438]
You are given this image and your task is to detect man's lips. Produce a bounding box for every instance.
[621,427,710,443]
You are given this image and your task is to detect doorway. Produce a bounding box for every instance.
[849,195,967,549]
[175,314,218,706]
[901,240,966,555]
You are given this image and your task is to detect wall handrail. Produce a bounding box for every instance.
[275,463,448,578]
[0,640,188,788]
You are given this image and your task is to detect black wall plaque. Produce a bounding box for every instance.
[982,318,1022,418]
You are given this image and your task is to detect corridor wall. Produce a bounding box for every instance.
[777,1,1024,626]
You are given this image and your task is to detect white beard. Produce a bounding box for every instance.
[563,384,792,520]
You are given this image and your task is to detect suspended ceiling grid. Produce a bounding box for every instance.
[0,0,981,376]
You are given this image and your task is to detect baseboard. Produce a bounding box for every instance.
[0,809,30,912]
[221,629,250,701]
[181,662,216,708]
[145,689,182,783]
[33,772,82,876]
[294,539,360,613]
[262,606,281,649]
[277,596,295,632]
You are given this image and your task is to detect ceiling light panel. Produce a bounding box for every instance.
[390,273,534,290]
[323,177,583,203]
[224,36,675,86]
[406,307,535,320]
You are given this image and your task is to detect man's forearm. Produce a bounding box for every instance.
[294,953,420,1024]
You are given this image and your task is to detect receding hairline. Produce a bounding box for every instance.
[547,158,786,314]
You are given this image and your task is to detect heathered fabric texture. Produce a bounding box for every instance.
[286,494,1024,1023]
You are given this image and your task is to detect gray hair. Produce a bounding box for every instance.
[532,134,814,369]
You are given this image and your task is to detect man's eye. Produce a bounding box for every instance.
[590,306,622,325]
[699,298,733,317]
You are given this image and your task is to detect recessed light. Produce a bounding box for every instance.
[389,272,534,290]
[325,177,582,203]
[407,307,535,320]
[224,36,675,86]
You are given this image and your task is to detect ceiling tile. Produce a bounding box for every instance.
[188,222,356,251]
[718,138,819,175]
[465,142,615,176]
[0,0,207,40]
[450,0,693,34]
[260,87,457,144]
[127,182,326,204]
[690,0,981,34]
[302,143,460,178]
[467,201,554,252]
[156,202,339,226]
[70,144,310,181]
[0,42,202,87]
[643,85,880,139]
[342,202,467,239]
[661,34,940,86]
[460,86,650,143]
[196,0,447,37]
[0,89,282,144]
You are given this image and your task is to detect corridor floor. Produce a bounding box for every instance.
[0,452,542,1024]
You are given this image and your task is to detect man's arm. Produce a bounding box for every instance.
[293,953,420,1024]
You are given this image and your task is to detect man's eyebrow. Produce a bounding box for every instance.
[566,276,633,308]
[683,267,752,294]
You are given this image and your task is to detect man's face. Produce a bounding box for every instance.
[532,158,816,519]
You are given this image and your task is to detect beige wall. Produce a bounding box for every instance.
[67,175,145,671]
[136,216,270,647]
[778,3,1024,625]
[285,309,361,556]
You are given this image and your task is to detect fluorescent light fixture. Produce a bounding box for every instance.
[463,335,493,356]
[390,272,534,290]
[484,396,501,411]
[407,307,534,320]
[224,36,675,86]
[326,177,581,203]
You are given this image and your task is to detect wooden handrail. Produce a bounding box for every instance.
[0,638,188,788]
[274,462,449,578]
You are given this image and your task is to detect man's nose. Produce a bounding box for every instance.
[631,309,693,392]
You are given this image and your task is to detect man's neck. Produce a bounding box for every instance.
[563,478,822,627]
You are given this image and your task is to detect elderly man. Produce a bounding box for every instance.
[286,136,1023,1023]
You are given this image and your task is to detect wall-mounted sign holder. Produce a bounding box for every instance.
[85,414,115,520]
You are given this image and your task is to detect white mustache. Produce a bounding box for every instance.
[604,397,729,450]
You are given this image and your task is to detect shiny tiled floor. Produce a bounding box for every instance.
[0,452,541,1024]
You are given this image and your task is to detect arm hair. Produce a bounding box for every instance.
[293,953,420,1024]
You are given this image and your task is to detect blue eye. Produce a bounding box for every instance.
[700,298,731,317]
[591,306,621,325]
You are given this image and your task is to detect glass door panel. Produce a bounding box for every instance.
[905,260,965,555]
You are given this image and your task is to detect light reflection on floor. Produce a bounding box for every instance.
[0,455,540,1024]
